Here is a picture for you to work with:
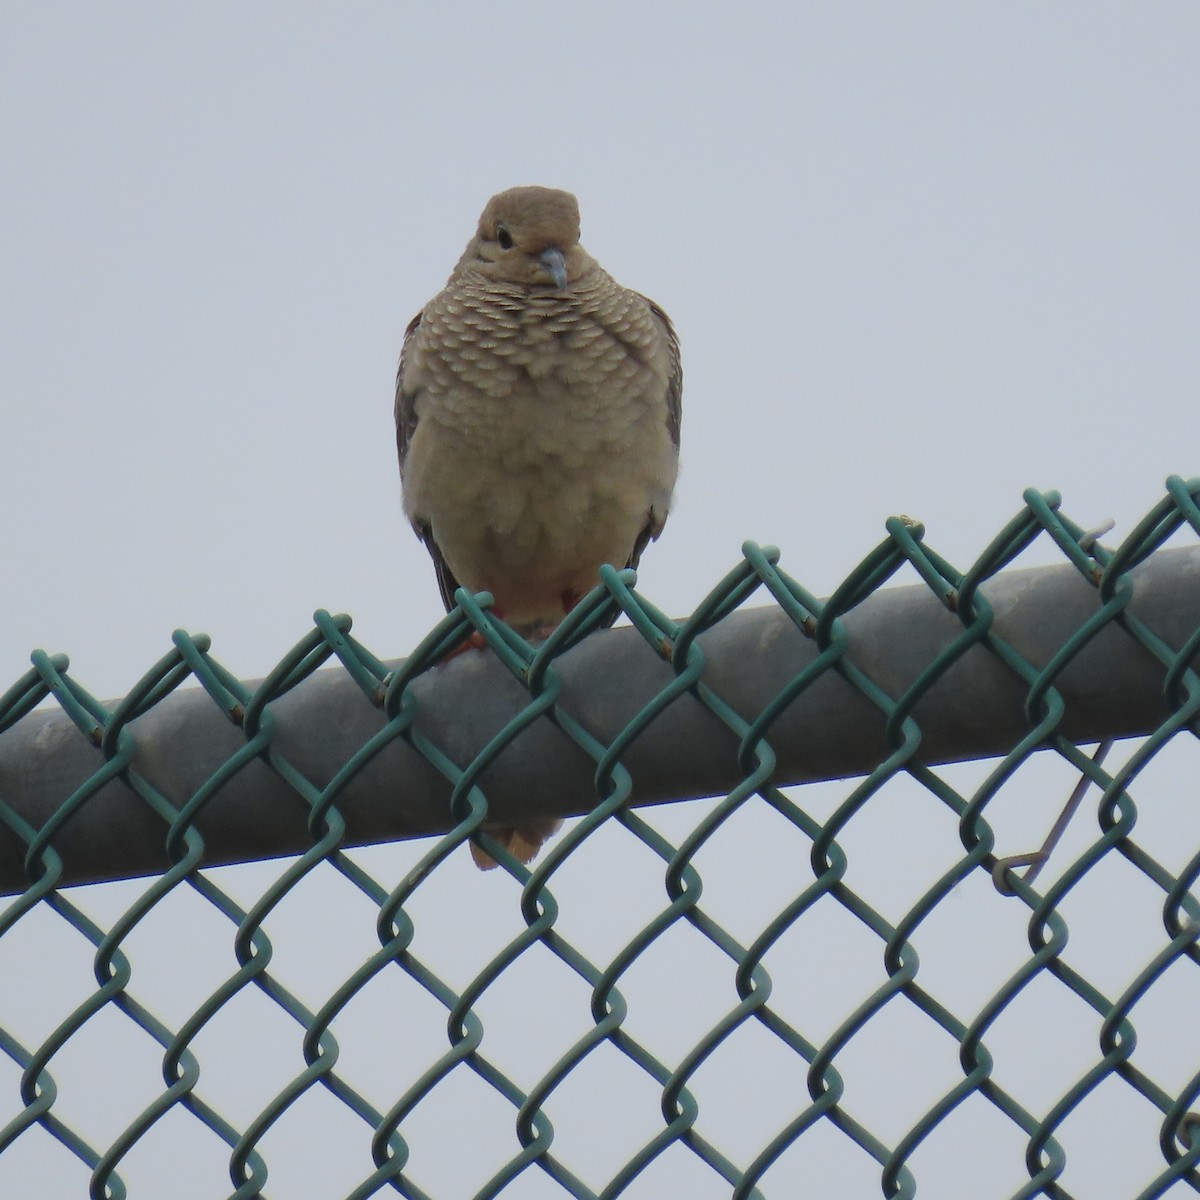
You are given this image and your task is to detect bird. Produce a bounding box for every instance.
[395,185,682,869]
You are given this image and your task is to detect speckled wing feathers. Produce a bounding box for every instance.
[396,310,463,610]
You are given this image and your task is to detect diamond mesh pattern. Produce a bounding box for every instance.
[2,478,1199,1199]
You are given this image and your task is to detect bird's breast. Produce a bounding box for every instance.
[400,278,677,621]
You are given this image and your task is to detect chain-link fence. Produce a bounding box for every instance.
[2,478,1200,1200]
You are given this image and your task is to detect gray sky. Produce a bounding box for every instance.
[1,5,1198,1199]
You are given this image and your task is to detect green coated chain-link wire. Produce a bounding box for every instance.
[2,477,1200,1198]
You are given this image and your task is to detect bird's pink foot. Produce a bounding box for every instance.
[438,631,487,663]
[437,606,509,663]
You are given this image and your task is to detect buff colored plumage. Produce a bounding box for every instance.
[396,186,681,868]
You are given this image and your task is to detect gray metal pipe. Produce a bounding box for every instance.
[2,547,1198,894]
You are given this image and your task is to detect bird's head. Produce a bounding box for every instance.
[457,186,592,290]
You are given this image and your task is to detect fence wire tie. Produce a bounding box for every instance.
[1078,517,1116,554]
[991,517,1117,896]
[993,738,1115,895]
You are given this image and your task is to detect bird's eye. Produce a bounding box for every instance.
[496,224,514,250]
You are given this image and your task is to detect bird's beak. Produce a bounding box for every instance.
[538,247,568,289]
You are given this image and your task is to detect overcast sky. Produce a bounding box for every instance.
[1,5,1198,1199]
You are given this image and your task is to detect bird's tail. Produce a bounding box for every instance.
[470,818,564,871]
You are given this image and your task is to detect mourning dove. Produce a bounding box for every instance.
[395,185,682,869]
